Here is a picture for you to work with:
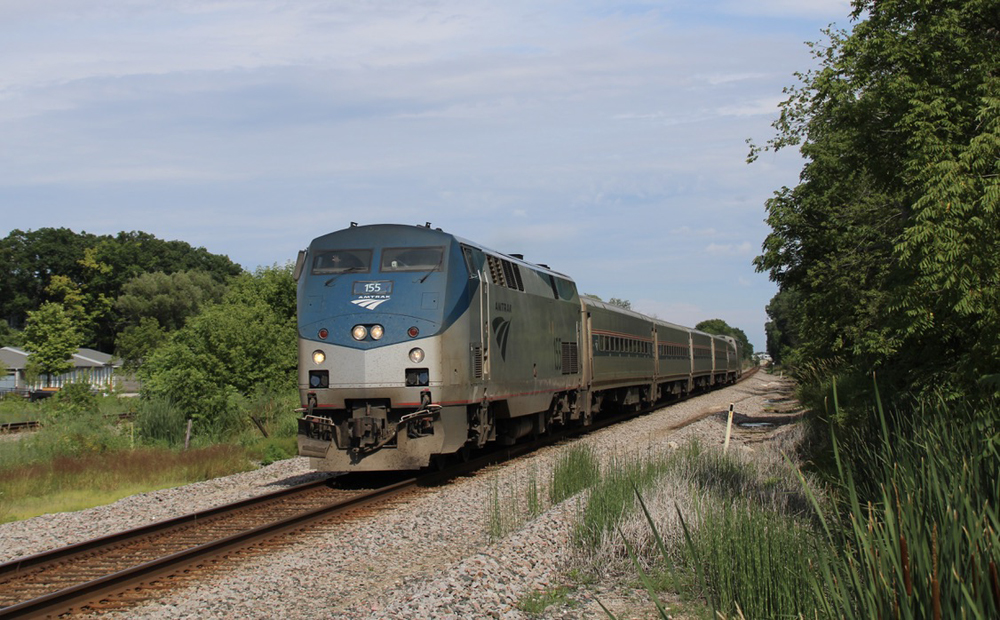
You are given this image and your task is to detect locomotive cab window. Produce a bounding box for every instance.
[381,246,444,272]
[311,249,372,274]
[554,277,577,301]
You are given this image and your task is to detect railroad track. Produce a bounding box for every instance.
[1,413,134,435]
[0,475,418,618]
[0,369,760,618]
[0,421,40,434]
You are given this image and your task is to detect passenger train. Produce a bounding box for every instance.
[295,223,742,471]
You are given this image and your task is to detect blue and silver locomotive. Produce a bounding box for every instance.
[295,223,741,471]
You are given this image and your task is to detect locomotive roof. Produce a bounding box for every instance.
[311,223,575,280]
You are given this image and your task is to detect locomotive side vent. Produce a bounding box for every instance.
[501,260,516,289]
[561,342,579,374]
[472,343,484,379]
[487,255,506,287]
[510,262,524,291]
[485,254,525,291]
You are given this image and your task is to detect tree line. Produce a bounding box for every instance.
[752,0,998,400]
[0,228,297,423]
[0,228,242,351]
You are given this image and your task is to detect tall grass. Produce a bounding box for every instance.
[798,382,1000,618]
[680,496,819,618]
[573,450,674,551]
[0,445,252,522]
[133,397,188,446]
[550,443,600,505]
[614,381,1000,619]
[575,439,821,619]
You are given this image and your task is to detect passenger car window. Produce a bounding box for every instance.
[311,249,372,274]
[381,247,444,272]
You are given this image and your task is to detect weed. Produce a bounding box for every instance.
[517,585,575,614]
[549,443,600,505]
[259,441,291,466]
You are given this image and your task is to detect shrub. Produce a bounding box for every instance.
[134,397,188,447]
[52,380,99,416]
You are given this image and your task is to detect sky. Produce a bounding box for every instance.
[0,0,854,353]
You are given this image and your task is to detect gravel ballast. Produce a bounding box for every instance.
[0,371,801,618]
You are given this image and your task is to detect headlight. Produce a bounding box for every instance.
[312,350,326,364]
[409,348,425,363]
[352,325,368,341]
[370,324,384,340]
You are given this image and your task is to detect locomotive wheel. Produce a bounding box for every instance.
[430,454,450,471]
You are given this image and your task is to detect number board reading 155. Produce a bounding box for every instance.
[353,281,394,296]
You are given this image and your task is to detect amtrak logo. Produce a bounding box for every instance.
[492,317,511,361]
[352,298,390,310]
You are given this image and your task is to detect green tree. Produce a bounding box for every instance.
[138,265,297,427]
[45,274,113,346]
[695,319,752,360]
[0,228,98,329]
[115,317,169,372]
[116,270,228,333]
[0,321,23,348]
[762,288,800,365]
[751,0,1000,395]
[84,232,242,350]
[23,302,82,386]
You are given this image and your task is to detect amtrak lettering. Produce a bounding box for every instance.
[352,297,390,310]
[494,301,512,313]
[492,317,511,361]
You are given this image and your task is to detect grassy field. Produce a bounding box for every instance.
[0,386,300,523]
[0,446,254,522]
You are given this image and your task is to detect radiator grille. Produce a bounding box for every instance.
[472,344,484,379]
[561,342,579,374]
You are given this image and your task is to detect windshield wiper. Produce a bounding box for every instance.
[418,257,444,284]
[325,266,364,286]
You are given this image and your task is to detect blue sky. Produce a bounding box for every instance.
[0,0,853,352]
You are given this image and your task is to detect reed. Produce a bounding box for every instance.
[797,381,1000,618]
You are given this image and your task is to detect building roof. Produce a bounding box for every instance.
[0,346,119,370]
[0,347,23,369]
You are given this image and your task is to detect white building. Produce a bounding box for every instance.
[0,346,122,394]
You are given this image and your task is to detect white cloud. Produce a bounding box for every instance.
[673,226,719,237]
[705,241,755,257]
[716,96,784,118]
[696,72,767,86]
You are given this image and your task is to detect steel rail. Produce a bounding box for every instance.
[0,477,416,619]
[0,421,39,433]
[0,476,337,581]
